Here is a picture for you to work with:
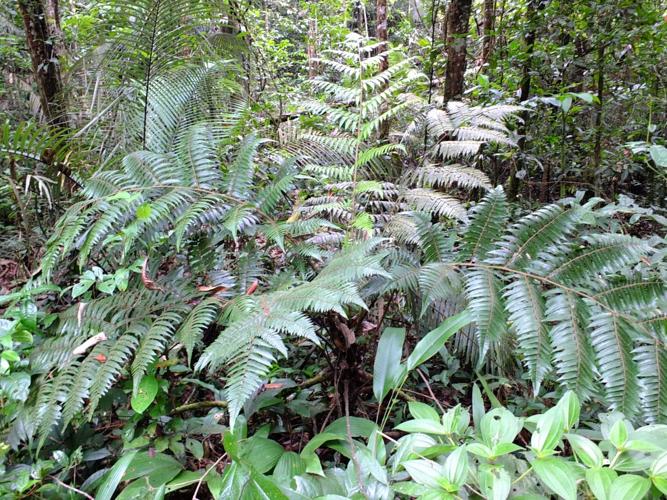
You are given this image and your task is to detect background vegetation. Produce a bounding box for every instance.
[0,0,665,498]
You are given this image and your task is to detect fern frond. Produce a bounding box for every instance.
[543,234,651,284]
[176,124,221,188]
[404,188,468,222]
[177,298,221,365]
[433,141,483,160]
[594,279,666,315]
[419,262,462,314]
[544,290,598,400]
[589,311,640,417]
[409,164,491,191]
[504,276,552,394]
[131,311,183,391]
[635,338,667,423]
[223,134,265,198]
[491,203,581,268]
[465,268,507,363]
[460,187,509,261]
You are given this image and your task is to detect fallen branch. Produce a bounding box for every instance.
[72,332,107,356]
[171,370,330,415]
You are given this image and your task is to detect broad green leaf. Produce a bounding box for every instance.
[531,457,578,500]
[610,474,651,500]
[165,471,204,493]
[479,408,523,448]
[467,442,493,459]
[1,350,19,362]
[403,459,443,489]
[392,481,432,497]
[207,471,223,498]
[373,327,406,402]
[556,391,580,429]
[479,465,511,500]
[650,451,667,495]
[0,372,30,402]
[130,375,158,413]
[649,145,667,168]
[395,419,448,435]
[565,433,603,468]
[186,438,204,460]
[443,446,468,488]
[531,408,564,455]
[300,432,345,475]
[472,383,485,429]
[585,467,617,500]
[124,452,182,485]
[72,279,94,298]
[491,442,523,457]
[390,433,437,472]
[273,451,306,480]
[407,310,472,371]
[96,279,116,294]
[241,437,284,474]
[609,420,629,449]
[223,430,240,461]
[248,470,288,499]
[96,450,138,500]
[218,462,250,498]
[409,401,440,422]
[323,417,377,438]
[441,405,470,435]
[136,203,152,220]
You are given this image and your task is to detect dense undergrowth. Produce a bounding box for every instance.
[0,0,666,498]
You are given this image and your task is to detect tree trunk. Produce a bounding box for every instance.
[592,44,605,181]
[18,0,67,127]
[480,0,495,72]
[443,0,473,102]
[377,0,388,72]
[46,0,65,54]
[307,17,318,79]
[508,0,541,200]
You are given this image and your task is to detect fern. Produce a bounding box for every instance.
[430,187,667,420]
[16,107,392,442]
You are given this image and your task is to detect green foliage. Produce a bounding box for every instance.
[206,391,667,500]
[1,1,666,497]
[448,188,665,420]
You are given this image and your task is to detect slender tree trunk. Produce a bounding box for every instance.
[307,17,318,78]
[480,0,495,72]
[377,0,388,71]
[46,0,65,54]
[18,0,67,127]
[376,0,390,138]
[592,44,605,181]
[508,0,540,200]
[443,0,473,102]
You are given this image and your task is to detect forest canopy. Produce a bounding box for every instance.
[0,0,666,498]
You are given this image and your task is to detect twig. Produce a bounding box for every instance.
[50,476,94,500]
[72,332,107,356]
[417,368,446,413]
[191,454,226,500]
[172,400,228,414]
